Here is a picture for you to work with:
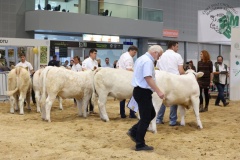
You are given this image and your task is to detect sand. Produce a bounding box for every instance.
[0,98,240,160]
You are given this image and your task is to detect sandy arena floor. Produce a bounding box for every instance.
[0,98,240,160]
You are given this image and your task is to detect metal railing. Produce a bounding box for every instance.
[0,71,9,102]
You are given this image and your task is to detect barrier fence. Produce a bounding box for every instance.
[0,71,9,102]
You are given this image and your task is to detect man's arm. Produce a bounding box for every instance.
[145,76,164,99]
[178,65,185,75]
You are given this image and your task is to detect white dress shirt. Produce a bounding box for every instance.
[132,52,155,90]
[117,52,134,70]
[82,57,98,70]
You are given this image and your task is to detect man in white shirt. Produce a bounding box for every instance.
[82,49,98,113]
[71,56,82,72]
[16,53,35,104]
[156,41,185,126]
[16,53,34,75]
[127,45,164,151]
[213,56,229,106]
[102,57,113,68]
[82,49,98,71]
[118,46,138,118]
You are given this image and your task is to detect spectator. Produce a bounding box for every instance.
[113,60,118,68]
[69,59,74,68]
[48,55,60,67]
[97,59,101,67]
[197,50,213,112]
[102,57,113,68]
[71,56,82,72]
[213,55,229,107]
[63,60,69,67]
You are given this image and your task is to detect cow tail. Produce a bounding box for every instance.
[91,68,101,105]
[7,67,21,96]
[41,67,52,105]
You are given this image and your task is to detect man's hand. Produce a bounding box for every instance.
[156,91,165,99]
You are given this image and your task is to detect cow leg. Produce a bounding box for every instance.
[98,95,109,122]
[148,94,162,134]
[10,95,17,114]
[15,95,19,111]
[76,99,83,117]
[192,97,203,129]
[179,105,186,126]
[35,91,41,113]
[26,90,31,110]
[57,96,63,110]
[18,92,26,115]
[45,95,55,122]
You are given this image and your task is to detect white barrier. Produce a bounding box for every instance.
[0,72,9,102]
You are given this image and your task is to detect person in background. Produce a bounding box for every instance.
[48,55,60,67]
[197,50,213,112]
[113,60,118,68]
[127,45,164,151]
[69,60,74,68]
[63,60,69,68]
[97,59,101,67]
[71,56,82,72]
[71,56,82,106]
[118,46,138,118]
[185,60,196,71]
[213,55,229,107]
[156,41,185,126]
[82,49,98,113]
[102,57,113,68]
[16,53,35,104]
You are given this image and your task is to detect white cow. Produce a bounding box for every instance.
[33,68,63,113]
[7,67,32,114]
[93,68,133,121]
[149,69,204,133]
[40,66,94,122]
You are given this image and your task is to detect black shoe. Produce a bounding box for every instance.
[129,114,137,118]
[121,115,127,118]
[135,145,154,151]
[224,102,229,107]
[126,130,136,142]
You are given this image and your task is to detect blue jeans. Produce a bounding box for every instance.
[156,104,178,125]
[215,83,226,105]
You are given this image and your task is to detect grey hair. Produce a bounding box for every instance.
[148,45,163,53]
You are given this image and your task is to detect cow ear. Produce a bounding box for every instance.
[196,72,204,78]
[210,15,214,20]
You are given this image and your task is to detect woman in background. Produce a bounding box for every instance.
[197,50,213,112]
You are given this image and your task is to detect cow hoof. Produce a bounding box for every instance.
[19,113,24,115]
[101,118,109,122]
[197,126,203,129]
[10,111,14,114]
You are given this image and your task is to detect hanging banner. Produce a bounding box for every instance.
[198,4,240,43]
[230,28,240,100]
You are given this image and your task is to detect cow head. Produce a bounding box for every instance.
[185,69,204,78]
[210,13,225,33]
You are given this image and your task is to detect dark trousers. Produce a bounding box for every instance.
[130,87,155,148]
[120,99,135,117]
[215,83,226,104]
[199,87,209,106]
